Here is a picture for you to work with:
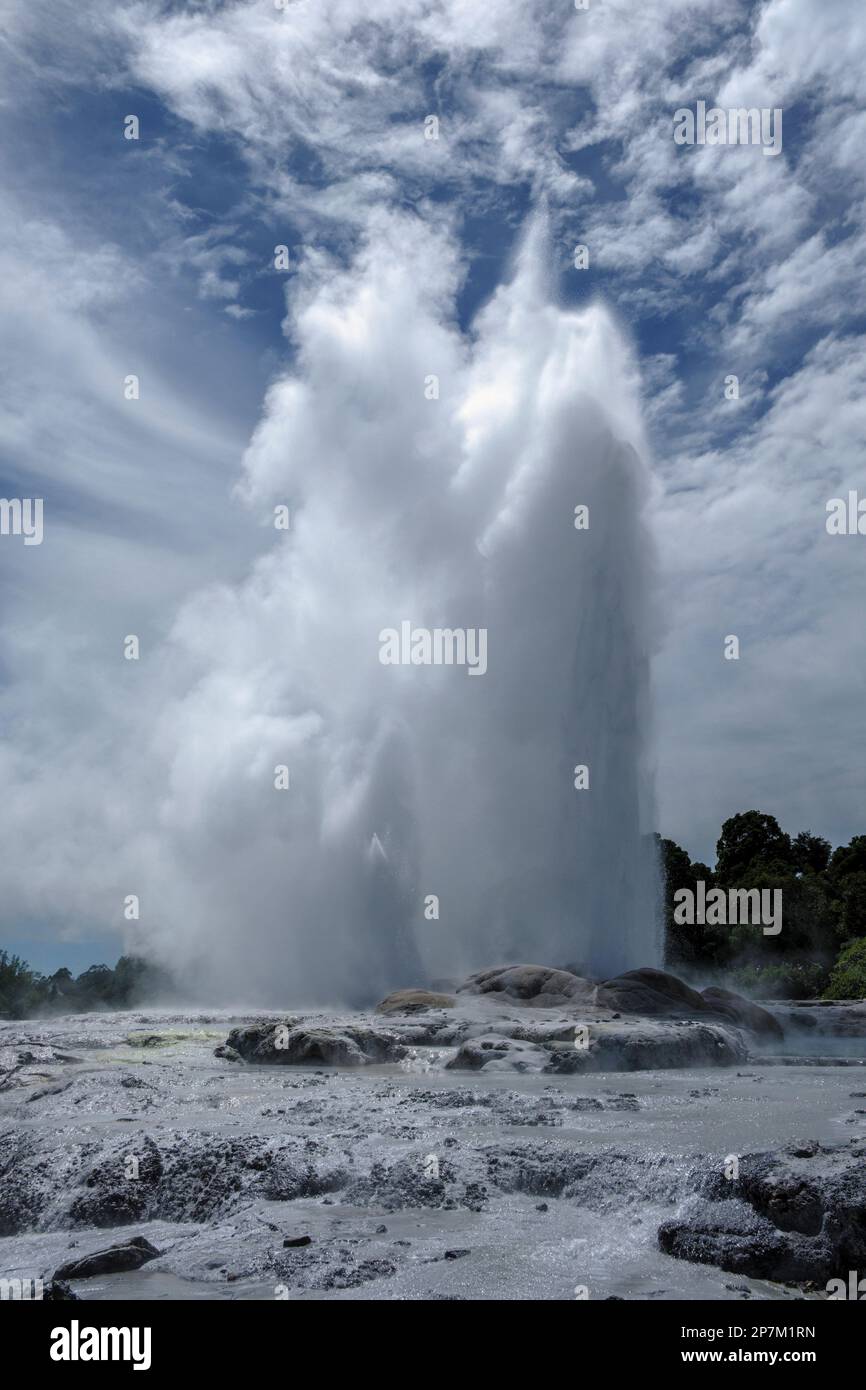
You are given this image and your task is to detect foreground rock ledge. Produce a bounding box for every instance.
[658,1139,866,1284]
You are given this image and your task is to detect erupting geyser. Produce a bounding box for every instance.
[140,212,662,1004]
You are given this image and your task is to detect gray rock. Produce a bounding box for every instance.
[700,987,784,1040]
[54,1235,161,1281]
[597,970,783,1043]
[224,1021,406,1066]
[262,1157,347,1202]
[658,1141,866,1283]
[376,989,456,1015]
[42,1279,80,1301]
[67,1134,163,1229]
[597,968,712,1017]
[457,964,593,1007]
[445,1035,551,1073]
[544,1021,747,1072]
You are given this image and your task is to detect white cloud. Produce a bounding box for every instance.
[653,331,866,857]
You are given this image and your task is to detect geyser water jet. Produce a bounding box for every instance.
[135,210,661,1004]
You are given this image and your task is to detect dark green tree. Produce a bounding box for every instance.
[0,951,47,1018]
[715,810,793,884]
[829,835,866,880]
[824,937,866,999]
[658,835,724,967]
[791,831,831,875]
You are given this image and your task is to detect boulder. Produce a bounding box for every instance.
[445,1034,551,1073]
[42,1280,79,1300]
[544,1020,747,1073]
[598,970,784,1042]
[53,1236,161,1281]
[223,1021,406,1066]
[376,989,456,1015]
[597,968,711,1016]
[457,965,593,1007]
[700,986,784,1040]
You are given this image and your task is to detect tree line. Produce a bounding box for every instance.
[0,953,173,1020]
[659,810,866,997]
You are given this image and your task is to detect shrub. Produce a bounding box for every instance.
[824,937,866,1000]
[731,960,829,1000]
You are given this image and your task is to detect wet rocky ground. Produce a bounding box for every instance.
[1,967,865,1301]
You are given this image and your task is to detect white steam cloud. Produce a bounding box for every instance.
[1,209,661,1003]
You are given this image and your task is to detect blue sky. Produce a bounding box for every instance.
[1,0,865,977]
